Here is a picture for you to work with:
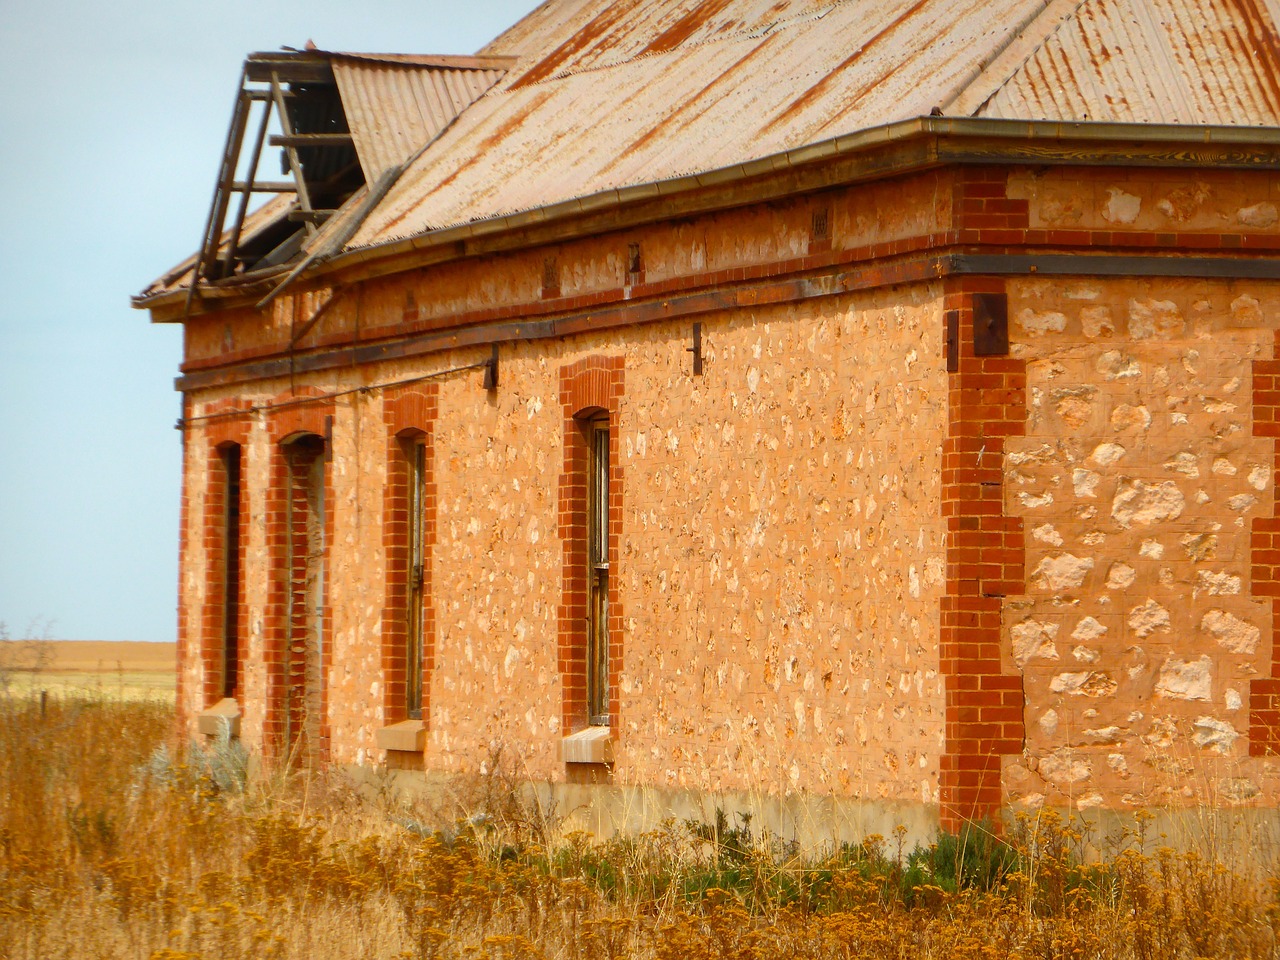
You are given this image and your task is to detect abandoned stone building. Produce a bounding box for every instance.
[135,0,1280,835]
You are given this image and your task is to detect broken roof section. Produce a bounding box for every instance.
[139,0,1280,309]
[163,49,509,303]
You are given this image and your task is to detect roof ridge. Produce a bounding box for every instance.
[942,0,1092,117]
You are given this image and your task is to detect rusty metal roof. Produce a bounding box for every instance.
[975,0,1280,124]
[346,0,1280,249]
[331,56,508,180]
[348,0,1050,246]
[140,0,1280,303]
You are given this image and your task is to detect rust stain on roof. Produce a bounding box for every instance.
[509,0,637,88]
[980,0,1280,122]
[1223,0,1280,113]
[763,0,934,135]
[640,0,738,55]
[604,30,782,174]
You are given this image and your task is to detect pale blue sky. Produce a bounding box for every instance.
[0,1,539,641]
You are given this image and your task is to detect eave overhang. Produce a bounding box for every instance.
[135,115,1280,323]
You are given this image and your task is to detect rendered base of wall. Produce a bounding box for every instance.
[337,764,1280,862]
[342,765,942,851]
[1029,805,1280,862]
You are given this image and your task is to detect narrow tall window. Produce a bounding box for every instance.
[405,437,426,719]
[284,433,326,756]
[219,443,242,700]
[587,418,610,725]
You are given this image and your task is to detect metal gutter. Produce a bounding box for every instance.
[314,115,1280,269]
[137,115,1280,315]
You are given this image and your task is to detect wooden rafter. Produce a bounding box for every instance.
[270,70,318,237]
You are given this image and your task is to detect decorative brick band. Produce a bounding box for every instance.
[558,357,625,752]
[1250,336,1280,754]
[199,399,251,709]
[264,390,334,762]
[940,275,1027,829]
[382,384,439,735]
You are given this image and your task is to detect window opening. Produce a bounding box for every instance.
[284,433,326,756]
[587,418,610,725]
[220,444,243,700]
[406,437,426,719]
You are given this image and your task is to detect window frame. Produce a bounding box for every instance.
[586,417,611,726]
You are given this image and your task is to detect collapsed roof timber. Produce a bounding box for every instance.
[174,49,512,313]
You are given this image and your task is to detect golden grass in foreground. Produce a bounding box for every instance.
[2,696,1280,959]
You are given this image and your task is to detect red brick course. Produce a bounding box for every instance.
[263,390,334,762]
[941,265,1027,828]
[199,399,251,709]
[1252,339,1280,754]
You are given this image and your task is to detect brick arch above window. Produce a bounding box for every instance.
[202,398,253,448]
[560,356,625,419]
[267,386,332,443]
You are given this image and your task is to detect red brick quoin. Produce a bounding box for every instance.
[263,389,335,763]
[199,399,251,709]
[940,277,1027,829]
[381,385,439,742]
[558,356,625,776]
[1251,334,1280,753]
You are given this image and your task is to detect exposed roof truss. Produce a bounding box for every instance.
[189,52,362,308]
[185,49,512,318]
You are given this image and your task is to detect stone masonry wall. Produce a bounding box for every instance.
[180,281,948,805]
[1004,276,1280,810]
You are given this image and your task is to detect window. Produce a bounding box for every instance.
[283,432,327,757]
[557,355,623,756]
[587,419,610,725]
[378,385,437,757]
[218,443,243,700]
[404,435,427,720]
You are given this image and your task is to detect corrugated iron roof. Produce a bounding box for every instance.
[479,0,843,89]
[141,0,1280,302]
[976,0,1280,124]
[346,0,1280,250]
[331,58,508,180]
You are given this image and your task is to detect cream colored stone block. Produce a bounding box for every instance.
[377,719,426,753]
[560,727,614,764]
[197,698,241,739]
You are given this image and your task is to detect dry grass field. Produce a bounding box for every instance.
[3,685,1280,959]
[0,639,175,700]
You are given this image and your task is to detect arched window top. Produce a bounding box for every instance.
[280,431,325,453]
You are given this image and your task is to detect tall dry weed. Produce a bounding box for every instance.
[3,695,1280,959]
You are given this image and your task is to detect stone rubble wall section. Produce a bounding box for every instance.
[180,284,948,801]
[1005,272,1280,810]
